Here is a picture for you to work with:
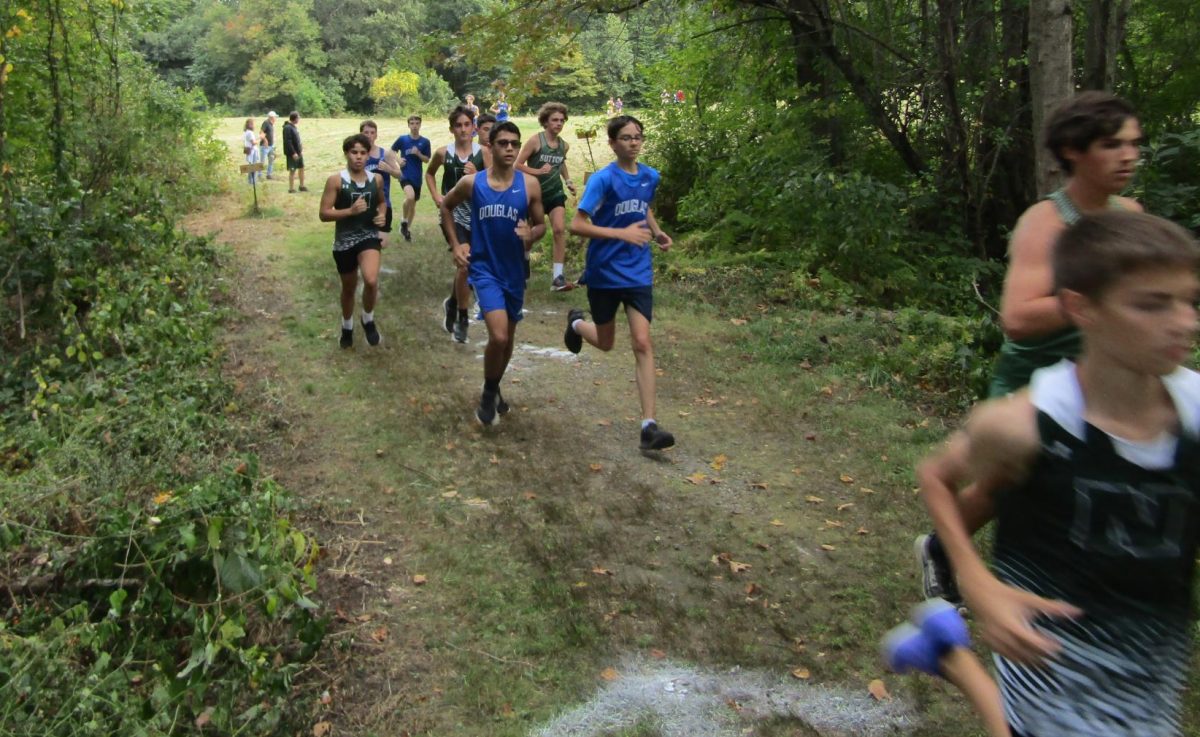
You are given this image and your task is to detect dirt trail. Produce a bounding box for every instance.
[189,130,976,737]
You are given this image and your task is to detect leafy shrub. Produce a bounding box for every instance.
[1135,128,1200,230]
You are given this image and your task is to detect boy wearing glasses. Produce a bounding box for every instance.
[516,102,577,291]
[564,115,675,451]
[440,122,546,426]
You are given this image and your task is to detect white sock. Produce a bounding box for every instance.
[553,263,564,278]
[342,318,353,330]
[641,418,655,430]
[401,219,408,226]
[361,310,374,324]
[571,319,584,334]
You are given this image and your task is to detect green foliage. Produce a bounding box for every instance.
[370,69,421,115]
[1133,129,1200,230]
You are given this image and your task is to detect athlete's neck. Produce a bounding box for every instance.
[1062,177,1115,212]
[1075,356,1176,440]
[616,157,639,175]
[487,164,516,189]
[454,139,473,157]
[542,129,560,145]
[346,166,368,183]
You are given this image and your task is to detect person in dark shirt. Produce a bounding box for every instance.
[283,111,307,193]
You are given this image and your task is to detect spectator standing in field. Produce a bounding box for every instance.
[615,97,624,115]
[260,111,277,180]
[390,115,432,242]
[241,118,259,183]
[606,97,616,117]
[283,111,307,193]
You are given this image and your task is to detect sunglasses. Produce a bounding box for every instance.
[494,139,521,149]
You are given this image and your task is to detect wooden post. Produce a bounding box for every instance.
[575,129,597,183]
[240,162,265,214]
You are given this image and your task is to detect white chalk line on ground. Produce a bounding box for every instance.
[529,656,915,737]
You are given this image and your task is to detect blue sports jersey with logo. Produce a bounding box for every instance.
[391,134,431,186]
[578,162,660,289]
[365,148,391,205]
[469,173,528,292]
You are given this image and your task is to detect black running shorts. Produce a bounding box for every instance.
[332,238,382,275]
[587,286,653,325]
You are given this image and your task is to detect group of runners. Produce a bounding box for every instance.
[312,88,1200,737]
[317,101,676,451]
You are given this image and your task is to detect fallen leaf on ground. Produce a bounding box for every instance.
[370,626,389,643]
[313,722,332,737]
[823,520,844,528]
[500,703,516,718]
[678,410,691,417]
[650,648,666,659]
[152,491,173,505]
[382,557,393,565]
[412,574,427,585]
[769,519,785,527]
[422,404,433,413]
[819,385,833,396]
[804,432,817,441]
[441,490,459,499]
[730,318,747,326]
[745,583,762,596]
[859,486,876,494]
[856,527,870,535]
[791,667,811,680]
[655,368,665,376]
[593,380,604,386]
[868,679,891,701]
[233,462,248,475]
[838,474,854,483]
[685,472,708,485]
[600,667,620,681]
[710,454,728,471]
[589,463,602,472]
[727,698,743,711]
[799,360,813,369]
[805,495,824,504]
[837,502,855,511]
[375,448,384,457]
[596,419,612,426]
[820,544,836,551]
[754,542,770,550]
[591,566,614,576]
[522,491,537,500]
[320,690,332,705]
[728,560,751,574]
[490,455,500,465]
[750,481,768,490]
[195,708,214,728]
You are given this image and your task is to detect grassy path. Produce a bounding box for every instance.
[192,117,985,737]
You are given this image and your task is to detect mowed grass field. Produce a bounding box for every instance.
[204,116,1200,737]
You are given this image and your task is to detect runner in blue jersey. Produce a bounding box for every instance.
[490,92,510,123]
[563,115,675,451]
[390,115,432,243]
[439,121,546,426]
[359,120,403,245]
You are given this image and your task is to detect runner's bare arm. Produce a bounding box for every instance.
[372,174,387,227]
[569,209,651,246]
[515,137,549,176]
[523,175,547,245]
[644,207,672,250]
[919,397,1082,665]
[377,148,403,177]
[425,148,445,206]
[1000,202,1069,340]
[440,175,474,267]
[560,154,576,196]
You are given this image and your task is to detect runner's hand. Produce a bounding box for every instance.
[464,162,477,175]
[408,146,420,157]
[514,218,532,243]
[566,181,577,196]
[968,579,1082,666]
[373,209,386,227]
[616,221,652,246]
[452,242,470,269]
[536,164,552,176]
[654,231,673,251]
[348,198,368,215]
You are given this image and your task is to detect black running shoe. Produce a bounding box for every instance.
[496,390,510,416]
[915,534,962,606]
[639,422,675,450]
[564,308,585,354]
[361,318,381,347]
[339,326,353,349]
[442,296,456,334]
[453,313,469,343]
[476,390,499,426]
[401,221,412,242]
[551,274,571,292]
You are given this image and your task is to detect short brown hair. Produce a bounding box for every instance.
[448,105,473,127]
[1044,92,1138,174]
[537,102,568,126]
[408,115,422,124]
[1055,211,1200,298]
[359,120,378,133]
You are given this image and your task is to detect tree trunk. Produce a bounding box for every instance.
[787,17,845,166]
[1083,0,1131,90]
[1028,0,1073,195]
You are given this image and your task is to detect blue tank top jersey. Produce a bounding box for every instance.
[496,102,510,122]
[365,147,391,206]
[468,172,529,292]
[577,162,660,289]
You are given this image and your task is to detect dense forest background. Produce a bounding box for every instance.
[0,0,1198,733]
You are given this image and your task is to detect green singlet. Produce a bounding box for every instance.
[527,132,566,202]
[987,189,1125,397]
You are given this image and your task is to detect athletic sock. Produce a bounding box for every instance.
[571,319,584,334]
[553,263,564,279]
[361,310,374,324]
[341,318,353,330]
[641,418,655,430]
[484,378,501,393]
[458,308,468,320]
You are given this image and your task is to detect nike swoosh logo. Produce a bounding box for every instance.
[640,183,649,187]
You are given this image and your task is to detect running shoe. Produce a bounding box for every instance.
[476,389,499,427]
[639,422,675,450]
[496,390,510,416]
[915,533,962,606]
[298,186,309,192]
[551,274,571,292]
[401,221,412,242]
[880,623,941,676]
[913,598,970,653]
[453,313,469,343]
[564,308,585,354]
[442,296,456,334]
[339,326,353,349]
[361,318,381,347]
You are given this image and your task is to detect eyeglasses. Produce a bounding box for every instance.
[616,135,644,142]
[494,139,521,149]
